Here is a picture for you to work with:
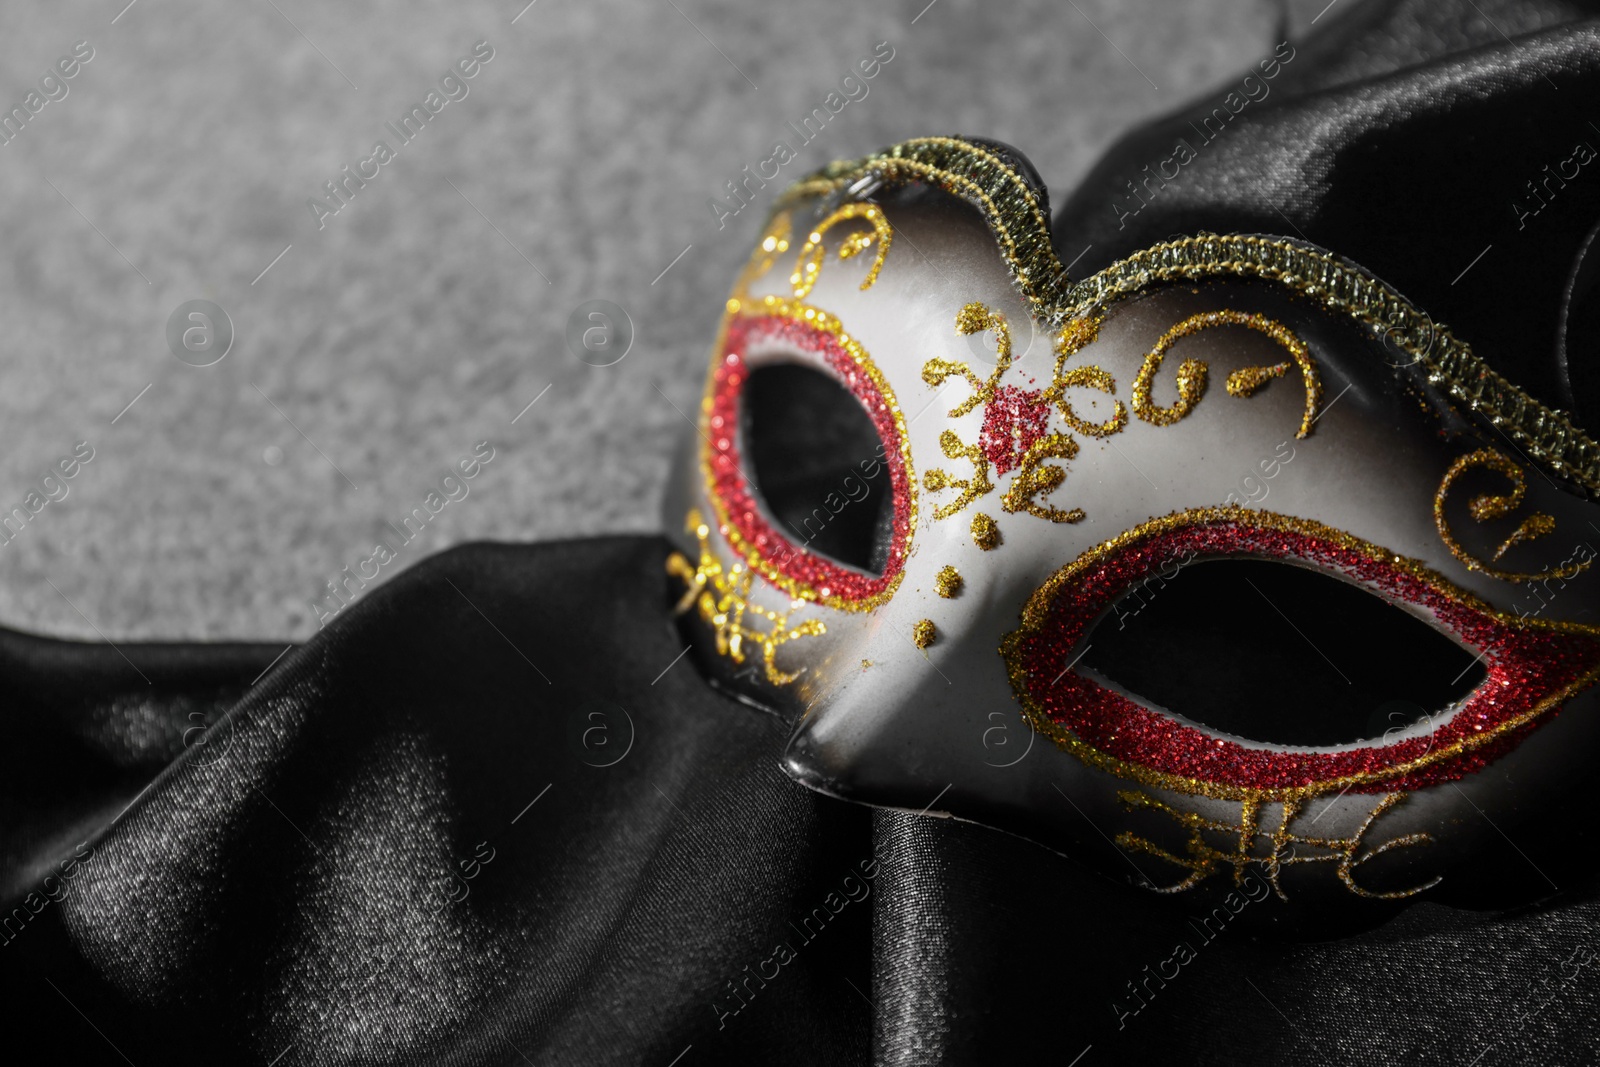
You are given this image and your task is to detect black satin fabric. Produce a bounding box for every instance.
[10,2,1600,1064]
[1055,0,1600,432]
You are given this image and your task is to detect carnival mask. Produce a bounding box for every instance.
[663,136,1600,931]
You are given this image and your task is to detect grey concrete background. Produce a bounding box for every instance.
[0,0,1287,640]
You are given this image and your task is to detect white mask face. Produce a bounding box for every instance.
[665,138,1600,925]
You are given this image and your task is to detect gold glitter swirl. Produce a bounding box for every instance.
[1046,311,1126,438]
[935,565,963,598]
[1129,311,1318,434]
[924,302,1089,522]
[668,509,825,686]
[1494,513,1557,561]
[912,619,937,649]
[1058,235,1594,490]
[790,203,892,299]
[1219,313,1321,438]
[1000,433,1085,523]
[920,302,1013,419]
[923,429,994,519]
[778,136,1068,316]
[971,512,1001,550]
[776,136,1599,495]
[1225,363,1287,397]
[999,504,1600,803]
[1115,790,1439,900]
[1434,449,1593,583]
[927,309,1313,529]
[738,212,792,290]
[1130,317,1211,427]
[954,301,1004,339]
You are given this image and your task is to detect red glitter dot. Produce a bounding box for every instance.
[979,385,1051,475]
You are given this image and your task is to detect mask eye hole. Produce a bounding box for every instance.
[1080,559,1486,747]
[702,300,913,611]
[1001,510,1600,797]
[741,363,894,576]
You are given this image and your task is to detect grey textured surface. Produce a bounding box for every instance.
[0,0,1279,640]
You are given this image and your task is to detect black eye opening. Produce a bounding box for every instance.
[740,362,894,576]
[1080,559,1487,747]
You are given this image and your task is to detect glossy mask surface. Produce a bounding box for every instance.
[663,138,1600,931]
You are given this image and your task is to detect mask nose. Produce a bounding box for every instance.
[781,635,971,805]
[778,630,1042,812]
[778,642,1138,882]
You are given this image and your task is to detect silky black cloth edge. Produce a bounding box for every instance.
[2,537,873,1065]
[5,535,1600,1066]
[1054,0,1600,435]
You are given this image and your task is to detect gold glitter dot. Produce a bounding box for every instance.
[971,513,1001,550]
[912,619,937,648]
[861,659,873,670]
[935,565,963,598]
[1225,362,1289,397]
[954,301,997,337]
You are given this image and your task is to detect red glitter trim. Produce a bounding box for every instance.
[707,312,911,607]
[1013,517,1600,794]
[979,385,1050,475]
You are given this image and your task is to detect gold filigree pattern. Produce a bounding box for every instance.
[1131,321,1210,428]
[1115,791,1439,900]
[971,512,1001,550]
[667,509,825,686]
[918,304,1017,520]
[738,212,792,290]
[780,136,1067,315]
[1434,449,1594,583]
[923,429,994,520]
[1132,311,1321,436]
[922,301,1013,417]
[1226,363,1286,397]
[1001,433,1084,523]
[790,203,892,299]
[1045,311,1126,438]
[922,306,1314,528]
[1056,313,1104,355]
[776,136,1600,496]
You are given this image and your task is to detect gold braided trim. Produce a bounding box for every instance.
[777,136,1600,496]
[777,136,1070,324]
